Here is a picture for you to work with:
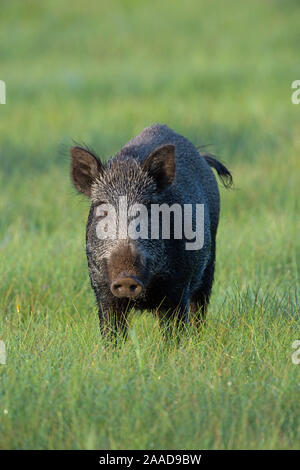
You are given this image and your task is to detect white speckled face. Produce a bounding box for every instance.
[87,156,167,281]
[87,155,205,279]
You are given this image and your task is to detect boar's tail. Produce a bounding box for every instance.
[199,150,233,188]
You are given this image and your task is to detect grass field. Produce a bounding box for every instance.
[0,0,299,450]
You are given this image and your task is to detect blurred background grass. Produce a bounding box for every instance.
[1,0,299,171]
[0,0,299,450]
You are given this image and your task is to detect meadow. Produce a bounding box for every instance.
[0,0,299,449]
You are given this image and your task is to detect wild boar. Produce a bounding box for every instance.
[70,124,232,337]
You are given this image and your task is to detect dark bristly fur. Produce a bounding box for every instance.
[70,124,232,339]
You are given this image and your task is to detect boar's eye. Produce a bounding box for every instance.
[94,203,109,218]
[98,210,108,217]
[98,209,108,217]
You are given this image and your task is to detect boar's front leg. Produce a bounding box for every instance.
[157,284,190,338]
[91,280,129,341]
[190,244,216,326]
[98,301,129,341]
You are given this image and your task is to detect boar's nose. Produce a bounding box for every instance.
[110,276,143,299]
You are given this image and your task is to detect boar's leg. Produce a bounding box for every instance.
[190,240,216,325]
[157,285,190,338]
[98,304,129,341]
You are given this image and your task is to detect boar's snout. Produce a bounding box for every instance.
[110,276,143,299]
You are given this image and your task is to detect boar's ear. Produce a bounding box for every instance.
[70,146,103,197]
[143,144,176,192]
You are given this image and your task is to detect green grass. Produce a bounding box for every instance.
[0,0,299,449]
